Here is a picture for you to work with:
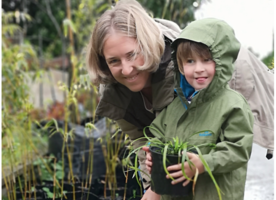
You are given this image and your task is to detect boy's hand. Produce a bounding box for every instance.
[141,187,160,200]
[166,152,205,187]
[142,146,152,174]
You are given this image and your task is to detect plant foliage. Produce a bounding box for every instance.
[125,126,222,200]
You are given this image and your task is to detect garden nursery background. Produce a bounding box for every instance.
[2,0,274,200]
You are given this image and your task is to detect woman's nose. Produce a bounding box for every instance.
[121,60,134,75]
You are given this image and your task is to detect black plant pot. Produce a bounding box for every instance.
[99,197,122,200]
[127,197,142,200]
[149,146,193,197]
[79,141,106,181]
[97,166,142,199]
[14,190,45,200]
[47,120,72,157]
[44,190,99,200]
[62,146,82,180]
[39,181,99,200]
[47,118,107,182]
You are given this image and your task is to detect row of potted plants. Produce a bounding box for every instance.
[3,116,142,200]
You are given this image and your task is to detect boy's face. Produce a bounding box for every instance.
[181,53,215,91]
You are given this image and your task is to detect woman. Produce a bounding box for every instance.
[86,0,274,199]
[86,1,180,198]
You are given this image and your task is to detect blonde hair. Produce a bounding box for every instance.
[86,0,165,85]
[176,40,212,74]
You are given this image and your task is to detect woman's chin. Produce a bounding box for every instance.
[126,84,144,92]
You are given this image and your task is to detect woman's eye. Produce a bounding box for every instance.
[108,59,118,65]
[127,52,136,60]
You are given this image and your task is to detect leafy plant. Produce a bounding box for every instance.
[43,186,67,198]
[2,10,50,200]
[262,51,274,69]
[125,126,222,200]
[2,2,106,200]
[138,0,209,28]
[97,126,127,199]
[33,154,64,182]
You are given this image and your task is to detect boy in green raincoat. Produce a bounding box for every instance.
[145,18,254,200]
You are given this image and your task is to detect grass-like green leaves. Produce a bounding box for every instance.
[124,126,222,200]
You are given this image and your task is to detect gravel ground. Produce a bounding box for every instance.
[244,143,274,200]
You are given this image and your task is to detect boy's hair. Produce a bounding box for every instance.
[86,0,165,85]
[176,40,212,74]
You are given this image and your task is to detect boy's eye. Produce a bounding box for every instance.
[187,59,194,63]
[204,58,213,62]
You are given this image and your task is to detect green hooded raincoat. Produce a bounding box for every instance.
[150,18,254,200]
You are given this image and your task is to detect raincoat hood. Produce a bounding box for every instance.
[171,18,241,103]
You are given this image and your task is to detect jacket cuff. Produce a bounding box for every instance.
[202,154,215,172]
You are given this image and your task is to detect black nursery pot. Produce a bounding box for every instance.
[15,192,45,200]
[149,146,193,197]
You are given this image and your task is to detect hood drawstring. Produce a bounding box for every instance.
[187,91,199,103]
[175,89,188,110]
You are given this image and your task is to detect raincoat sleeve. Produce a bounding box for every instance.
[202,101,254,174]
[116,119,151,190]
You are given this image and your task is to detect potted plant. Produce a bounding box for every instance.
[125,126,222,199]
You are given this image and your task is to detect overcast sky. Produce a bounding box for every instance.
[195,0,274,59]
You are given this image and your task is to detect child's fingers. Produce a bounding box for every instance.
[182,179,191,187]
[145,159,152,166]
[146,166,151,173]
[166,170,184,179]
[146,152,152,161]
[167,163,182,171]
[186,152,197,158]
[142,146,150,152]
[145,159,152,173]
[171,176,186,185]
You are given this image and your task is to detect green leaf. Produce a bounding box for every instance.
[63,18,77,37]
[134,152,141,188]
[163,144,174,180]
[193,146,222,200]
[181,146,193,181]
[43,187,54,198]
[55,171,64,179]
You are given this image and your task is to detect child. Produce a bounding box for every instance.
[146,18,254,200]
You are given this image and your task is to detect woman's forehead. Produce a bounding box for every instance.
[103,33,138,57]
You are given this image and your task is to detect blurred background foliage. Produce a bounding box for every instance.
[1,1,273,198]
[3,0,274,65]
[262,51,274,69]
[2,0,207,59]
[139,0,207,28]
[3,0,273,68]
[2,0,274,131]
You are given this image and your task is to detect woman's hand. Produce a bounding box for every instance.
[141,187,160,200]
[166,152,205,187]
[142,146,152,174]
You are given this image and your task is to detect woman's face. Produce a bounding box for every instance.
[103,32,151,92]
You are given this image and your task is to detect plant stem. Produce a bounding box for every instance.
[88,138,94,187]
[123,167,129,200]
[2,168,11,200]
